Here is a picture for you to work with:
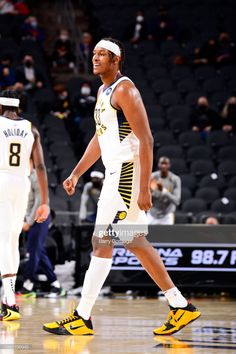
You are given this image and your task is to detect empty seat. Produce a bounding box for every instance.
[143,54,163,68]
[218,161,236,177]
[146,105,164,118]
[178,131,203,149]
[169,118,190,135]
[219,65,236,81]
[181,187,192,202]
[152,79,174,96]
[203,77,225,94]
[210,198,236,213]
[180,174,198,192]
[206,131,229,149]
[149,118,166,132]
[166,105,191,122]
[170,158,188,174]
[182,198,208,213]
[187,146,213,162]
[217,146,236,162]
[177,78,198,96]
[160,40,182,57]
[146,67,168,81]
[156,145,184,159]
[195,187,220,205]
[159,91,182,108]
[223,188,236,201]
[190,160,215,177]
[153,131,176,148]
[170,66,192,82]
[175,211,193,224]
[194,66,216,81]
[199,173,227,191]
[229,176,236,188]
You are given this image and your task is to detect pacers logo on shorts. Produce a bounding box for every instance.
[113,211,127,223]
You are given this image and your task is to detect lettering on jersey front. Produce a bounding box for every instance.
[94,99,107,136]
[3,128,28,138]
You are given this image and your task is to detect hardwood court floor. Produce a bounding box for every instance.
[0,297,235,353]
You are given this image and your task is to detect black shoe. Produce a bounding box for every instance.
[45,286,67,298]
[0,304,20,321]
[16,287,36,298]
[43,309,94,335]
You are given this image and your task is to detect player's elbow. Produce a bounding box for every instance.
[142,134,154,149]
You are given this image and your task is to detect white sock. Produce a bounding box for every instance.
[2,276,16,306]
[23,279,34,291]
[51,280,60,288]
[76,256,112,320]
[164,287,188,308]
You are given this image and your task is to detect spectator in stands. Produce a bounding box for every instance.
[147,157,181,225]
[73,82,96,123]
[51,83,71,120]
[15,54,44,93]
[126,10,148,46]
[48,209,65,265]
[79,32,93,73]
[193,38,218,66]
[220,96,236,133]
[0,0,16,14]
[216,32,235,66]
[51,43,76,73]
[149,18,174,44]
[190,96,220,137]
[205,216,219,225]
[54,28,72,53]
[79,171,104,224]
[21,15,45,43]
[18,163,66,298]
[13,1,30,16]
[0,54,16,89]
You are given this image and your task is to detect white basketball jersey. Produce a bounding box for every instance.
[94,76,139,168]
[0,116,34,177]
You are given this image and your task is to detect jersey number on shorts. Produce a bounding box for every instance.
[9,143,21,166]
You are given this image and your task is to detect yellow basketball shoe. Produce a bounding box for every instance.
[0,304,20,321]
[43,310,94,335]
[153,303,201,335]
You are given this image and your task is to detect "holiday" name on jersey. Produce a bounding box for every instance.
[3,129,28,138]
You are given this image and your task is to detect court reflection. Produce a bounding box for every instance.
[153,335,195,354]
[43,335,94,354]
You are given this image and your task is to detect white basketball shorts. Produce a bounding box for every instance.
[94,158,148,239]
[0,173,30,235]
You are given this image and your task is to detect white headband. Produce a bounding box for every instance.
[95,40,121,56]
[0,97,20,107]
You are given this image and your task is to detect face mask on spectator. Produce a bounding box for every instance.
[31,21,38,28]
[60,35,69,41]
[136,15,144,23]
[58,92,68,100]
[81,86,91,96]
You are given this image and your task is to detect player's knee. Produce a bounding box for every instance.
[92,235,113,257]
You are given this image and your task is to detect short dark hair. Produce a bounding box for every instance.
[0,90,20,113]
[102,37,125,69]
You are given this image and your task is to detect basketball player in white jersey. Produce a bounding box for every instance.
[0,90,49,321]
[43,38,201,336]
